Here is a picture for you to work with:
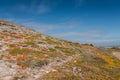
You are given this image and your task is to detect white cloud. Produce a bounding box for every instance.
[12,0,56,14]
[22,22,56,33]
[6,18,120,46]
[51,30,104,39]
[49,30,120,46]
[38,4,51,13]
[6,18,57,33]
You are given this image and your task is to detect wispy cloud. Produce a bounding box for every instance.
[6,17,120,46]
[35,0,53,14]
[49,30,120,46]
[6,18,56,33]
[52,30,104,38]
[7,18,81,33]
[12,0,60,14]
[75,0,85,7]
[11,0,85,14]
[37,4,51,14]
[22,22,56,33]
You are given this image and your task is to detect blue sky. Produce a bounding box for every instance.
[0,0,120,46]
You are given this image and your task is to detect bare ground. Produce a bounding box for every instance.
[113,52,120,60]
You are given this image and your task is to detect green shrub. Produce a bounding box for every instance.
[26,59,49,68]
[9,48,32,56]
[90,44,94,46]
[0,36,4,38]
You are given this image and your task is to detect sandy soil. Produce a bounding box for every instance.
[113,52,120,60]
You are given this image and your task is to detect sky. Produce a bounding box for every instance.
[0,0,120,46]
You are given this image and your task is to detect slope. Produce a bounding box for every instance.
[0,20,120,80]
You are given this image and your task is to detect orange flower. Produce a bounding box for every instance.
[8,59,13,63]
[22,53,28,60]
[4,55,11,59]
[15,56,21,60]
[44,57,49,60]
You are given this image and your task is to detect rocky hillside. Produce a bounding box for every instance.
[0,19,120,80]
